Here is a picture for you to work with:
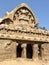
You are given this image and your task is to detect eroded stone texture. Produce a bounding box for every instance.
[0,3,49,61]
[0,40,16,61]
[41,43,49,61]
[21,44,27,58]
[33,44,38,61]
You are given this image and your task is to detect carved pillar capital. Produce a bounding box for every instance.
[21,44,27,48]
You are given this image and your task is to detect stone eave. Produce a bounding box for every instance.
[0,33,48,43]
[0,25,49,36]
[0,28,49,43]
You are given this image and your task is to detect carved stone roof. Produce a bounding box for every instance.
[0,3,38,27]
[0,3,49,42]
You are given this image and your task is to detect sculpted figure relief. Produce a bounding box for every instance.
[13,7,35,27]
[0,40,12,49]
[0,3,49,62]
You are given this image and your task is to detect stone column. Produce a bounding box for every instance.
[21,44,27,58]
[32,44,38,61]
[41,43,49,61]
[38,44,42,60]
[16,43,18,58]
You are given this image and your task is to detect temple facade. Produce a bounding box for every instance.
[0,3,49,61]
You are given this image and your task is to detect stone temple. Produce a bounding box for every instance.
[0,3,49,61]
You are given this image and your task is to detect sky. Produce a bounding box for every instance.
[0,0,49,30]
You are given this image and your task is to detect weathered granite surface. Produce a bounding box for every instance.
[0,3,49,61]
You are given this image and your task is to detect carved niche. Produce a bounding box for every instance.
[13,4,38,27]
[0,18,13,29]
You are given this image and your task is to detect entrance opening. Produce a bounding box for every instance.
[26,44,33,59]
[17,44,22,57]
[38,44,41,57]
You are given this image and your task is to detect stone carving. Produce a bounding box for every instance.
[13,4,38,28]
[13,7,34,25]
[0,3,49,62]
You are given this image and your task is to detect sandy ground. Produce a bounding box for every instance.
[0,58,49,65]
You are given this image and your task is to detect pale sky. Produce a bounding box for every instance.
[0,0,49,30]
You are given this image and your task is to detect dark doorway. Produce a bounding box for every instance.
[38,44,41,57]
[17,44,22,57]
[26,44,33,59]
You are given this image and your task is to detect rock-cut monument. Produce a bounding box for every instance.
[0,3,49,61]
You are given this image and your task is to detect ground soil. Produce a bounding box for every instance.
[0,58,49,65]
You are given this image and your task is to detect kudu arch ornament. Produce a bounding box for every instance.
[0,3,49,62]
[13,3,38,28]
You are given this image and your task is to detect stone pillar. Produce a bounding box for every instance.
[38,44,42,60]
[16,43,18,58]
[21,44,27,58]
[32,44,38,61]
[41,43,49,61]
